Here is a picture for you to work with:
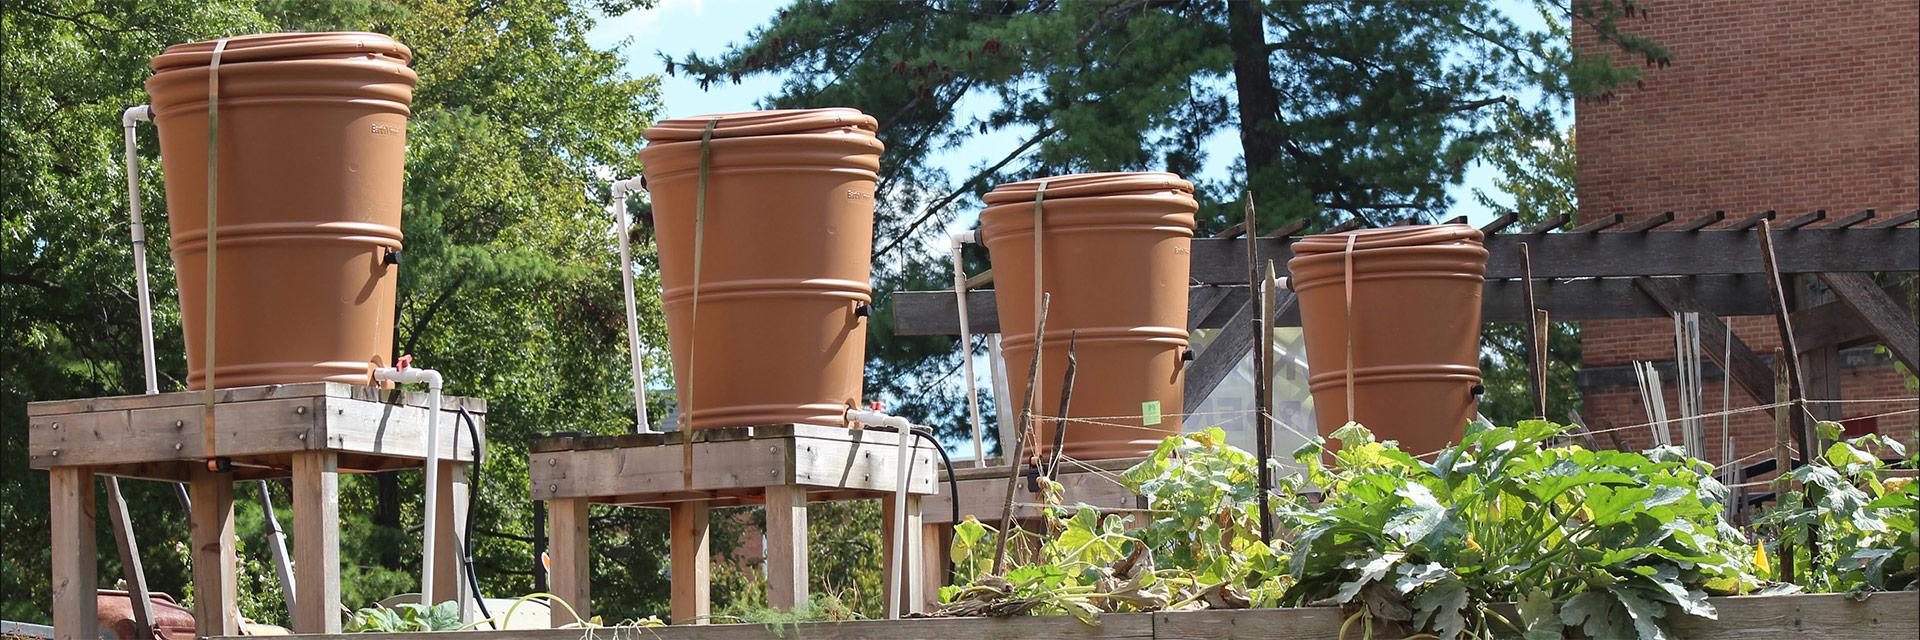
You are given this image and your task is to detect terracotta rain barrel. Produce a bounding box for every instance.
[641,108,884,430]
[1288,224,1488,454]
[980,172,1197,461]
[147,32,417,389]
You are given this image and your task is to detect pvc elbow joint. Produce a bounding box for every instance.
[611,176,645,199]
[373,366,443,390]
[122,105,151,128]
[948,229,976,249]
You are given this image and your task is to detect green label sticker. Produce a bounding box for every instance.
[1142,400,1163,426]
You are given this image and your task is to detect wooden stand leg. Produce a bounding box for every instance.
[547,498,590,628]
[50,467,97,640]
[921,522,946,607]
[882,495,926,617]
[668,500,711,625]
[188,467,238,637]
[763,485,808,610]
[430,460,474,622]
[292,452,341,633]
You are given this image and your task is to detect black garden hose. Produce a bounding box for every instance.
[909,427,962,584]
[455,407,495,625]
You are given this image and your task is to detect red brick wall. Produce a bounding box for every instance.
[1572,0,1918,458]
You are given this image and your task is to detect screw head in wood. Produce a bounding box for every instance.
[50,449,58,457]
[174,420,184,429]
[295,405,307,415]
[50,422,59,430]
[298,432,308,441]
[548,458,556,466]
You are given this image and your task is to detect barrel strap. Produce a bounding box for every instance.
[1342,233,1357,426]
[682,118,718,489]
[202,37,229,468]
[1029,181,1047,462]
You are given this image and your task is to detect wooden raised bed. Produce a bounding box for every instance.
[212,592,1914,640]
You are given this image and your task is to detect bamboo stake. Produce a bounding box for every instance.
[1257,260,1278,543]
[1756,220,1809,462]
[994,294,1050,575]
[1520,242,1545,419]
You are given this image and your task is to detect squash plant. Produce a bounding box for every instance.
[1753,422,1917,594]
[937,421,1781,640]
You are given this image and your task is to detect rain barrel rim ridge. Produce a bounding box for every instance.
[983,171,1195,204]
[644,107,879,141]
[151,32,414,70]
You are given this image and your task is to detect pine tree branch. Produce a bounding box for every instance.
[870,125,1060,260]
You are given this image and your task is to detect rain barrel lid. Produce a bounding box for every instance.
[1291,224,1483,255]
[150,32,412,71]
[643,108,879,142]
[983,172,1194,204]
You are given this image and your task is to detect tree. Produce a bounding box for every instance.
[662,0,1662,442]
[3,0,667,622]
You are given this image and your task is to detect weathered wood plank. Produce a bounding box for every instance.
[49,467,96,640]
[292,452,341,633]
[1819,272,1919,371]
[763,485,808,610]
[189,468,239,637]
[546,498,591,628]
[926,464,1140,525]
[430,460,474,622]
[1182,297,1256,409]
[669,501,711,625]
[883,495,927,617]
[530,432,936,501]
[897,276,1797,335]
[26,382,485,417]
[244,614,1153,640]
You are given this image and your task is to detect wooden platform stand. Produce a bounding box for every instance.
[27,383,486,640]
[527,425,940,626]
[922,457,1147,594]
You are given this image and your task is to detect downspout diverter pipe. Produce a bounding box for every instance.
[372,365,445,602]
[612,176,655,433]
[122,105,160,395]
[948,230,986,468]
[845,408,918,619]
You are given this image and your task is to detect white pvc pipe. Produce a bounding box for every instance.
[122,105,159,395]
[948,230,986,468]
[845,408,917,618]
[986,334,1015,461]
[374,366,445,601]
[612,177,654,433]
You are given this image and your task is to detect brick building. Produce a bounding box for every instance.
[1573,1,1918,458]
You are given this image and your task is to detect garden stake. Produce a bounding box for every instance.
[1757,219,1820,570]
[994,293,1050,575]
[1257,259,1279,543]
[1045,331,1078,482]
[1771,349,1794,583]
[1520,242,1545,419]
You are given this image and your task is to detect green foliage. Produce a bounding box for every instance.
[1753,422,1918,595]
[942,424,1776,640]
[344,602,464,633]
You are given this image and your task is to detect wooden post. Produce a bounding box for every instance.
[882,495,926,617]
[188,467,238,637]
[104,477,156,640]
[1255,260,1277,542]
[668,500,711,625]
[1771,349,1795,584]
[50,467,97,640]
[547,497,591,628]
[430,459,472,621]
[920,522,946,607]
[291,452,341,633]
[763,485,809,610]
[1756,220,1809,462]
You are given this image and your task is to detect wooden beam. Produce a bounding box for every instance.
[1672,211,1726,232]
[763,485,809,610]
[1829,209,1875,228]
[1818,273,1919,371]
[1728,210,1777,230]
[1184,286,1233,331]
[1478,211,1518,234]
[1776,209,1827,230]
[668,501,711,625]
[50,467,97,640]
[1632,277,1780,407]
[1523,213,1570,234]
[546,498,590,628]
[1619,211,1676,232]
[1569,214,1622,233]
[882,495,926,617]
[1323,218,1366,234]
[429,460,471,621]
[1865,210,1917,229]
[188,468,238,637]
[104,477,156,640]
[896,276,1802,336]
[292,452,340,633]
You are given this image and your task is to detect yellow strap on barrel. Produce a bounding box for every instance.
[1342,233,1358,425]
[682,118,718,488]
[202,37,229,468]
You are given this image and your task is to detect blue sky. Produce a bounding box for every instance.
[586,0,1564,230]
